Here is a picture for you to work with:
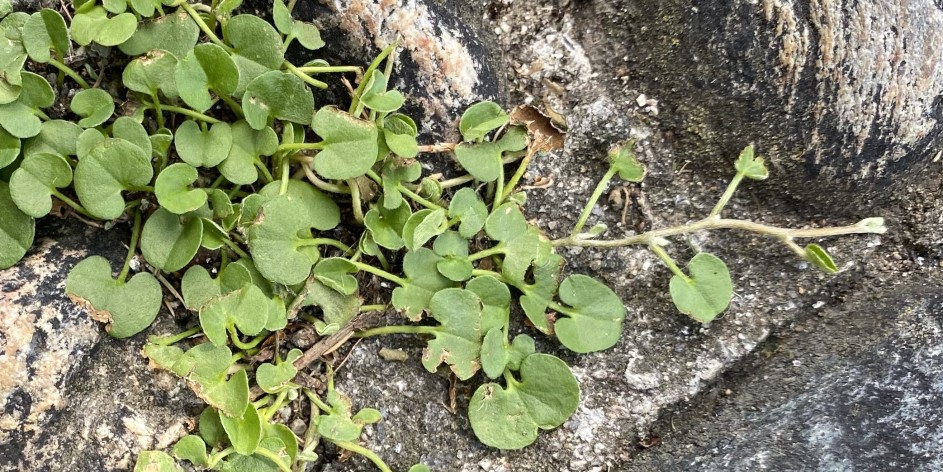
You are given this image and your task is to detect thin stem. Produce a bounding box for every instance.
[218,94,244,118]
[710,172,745,217]
[280,158,291,195]
[493,161,505,210]
[349,41,400,115]
[569,167,618,239]
[150,92,165,129]
[144,102,221,123]
[278,142,325,152]
[648,243,690,282]
[360,304,387,312]
[554,216,886,248]
[438,173,474,189]
[398,184,443,211]
[206,448,235,468]
[46,58,90,89]
[118,211,143,283]
[262,391,289,422]
[50,189,94,218]
[229,326,267,350]
[502,148,536,200]
[295,238,353,253]
[181,2,232,51]
[330,441,393,472]
[348,178,365,224]
[254,447,292,472]
[349,261,409,286]
[284,61,329,89]
[468,246,505,261]
[365,169,383,185]
[354,325,438,338]
[222,238,251,260]
[297,65,362,74]
[302,164,351,194]
[254,158,275,183]
[148,326,202,346]
[471,269,506,281]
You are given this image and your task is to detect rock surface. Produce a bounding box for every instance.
[1,1,942,471]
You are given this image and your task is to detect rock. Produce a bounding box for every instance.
[623,278,943,471]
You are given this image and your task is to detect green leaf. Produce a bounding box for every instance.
[466,275,511,332]
[0,0,11,19]
[0,102,40,139]
[360,71,404,113]
[102,0,127,14]
[219,120,278,185]
[481,330,535,380]
[734,144,769,180]
[518,254,564,334]
[468,353,579,450]
[0,128,18,169]
[76,128,106,160]
[65,255,162,338]
[0,181,34,269]
[118,11,199,58]
[609,140,645,182]
[71,7,137,47]
[172,435,209,467]
[0,12,28,105]
[175,43,240,112]
[199,284,272,346]
[301,279,361,335]
[382,113,418,158]
[224,14,284,70]
[74,139,153,220]
[140,208,203,272]
[380,159,421,209]
[272,0,292,34]
[9,152,72,217]
[485,202,527,242]
[391,248,453,320]
[433,231,473,282]
[22,9,70,64]
[129,0,159,17]
[264,423,298,463]
[133,451,182,472]
[310,106,379,179]
[175,120,233,168]
[243,71,314,130]
[246,196,322,285]
[402,208,447,251]
[22,120,82,160]
[454,126,528,182]
[804,243,838,274]
[554,274,625,353]
[181,263,252,312]
[122,49,179,99]
[256,179,340,230]
[111,116,153,157]
[220,403,263,455]
[448,188,487,238]
[155,163,207,215]
[408,465,431,472]
[460,101,508,142]
[256,349,302,393]
[313,258,358,295]
[145,343,249,417]
[364,203,411,250]
[668,252,733,323]
[292,21,324,50]
[421,288,484,380]
[70,88,114,128]
[199,407,227,448]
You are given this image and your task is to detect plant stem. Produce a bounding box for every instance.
[555,216,885,248]
[46,58,90,89]
[471,269,505,281]
[206,448,235,468]
[348,261,408,286]
[330,441,393,472]
[354,325,437,338]
[502,148,535,200]
[283,61,328,89]
[229,325,266,350]
[569,167,618,239]
[280,158,291,195]
[150,92,165,129]
[493,160,505,210]
[50,189,94,218]
[218,94,244,118]
[295,238,353,253]
[222,238,251,260]
[348,178,365,224]
[297,65,361,74]
[302,164,351,194]
[397,184,442,211]
[349,41,400,115]
[648,243,691,282]
[181,2,232,52]
[118,211,143,283]
[710,172,745,217]
[278,142,325,152]
[148,326,201,346]
[360,304,387,312]
[468,246,505,261]
[254,447,293,472]
[144,102,222,123]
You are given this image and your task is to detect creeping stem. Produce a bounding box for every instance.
[568,167,619,238]
[330,441,393,472]
[710,170,746,217]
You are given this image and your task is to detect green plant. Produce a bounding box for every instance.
[0,0,887,470]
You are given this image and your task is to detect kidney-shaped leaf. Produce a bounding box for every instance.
[554,274,625,353]
[122,49,179,99]
[460,101,508,142]
[454,126,527,183]
[65,255,163,338]
[175,120,233,168]
[734,144,768,181]
[199,284,272,346]
[155,163,207,215]
[0,181,34,269]
[175,43,239,112]
[9,152,72,217]
[71,7,137,47]
[118,11,199,58]
[140,207,203,272]
[242,71,314,130]
[421,288,485,380]
[390,248,453,320]
[468,353,579,450]
[74,139,153,220]
[224,14,284,70]
[246,196,322,285]
[70,88,114,128]
[220,402,263,455]
[310,106,378,180]
[22,9,69,64]
[219,120,278,185]
[256,349,302,393]
[668,252,733,323]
